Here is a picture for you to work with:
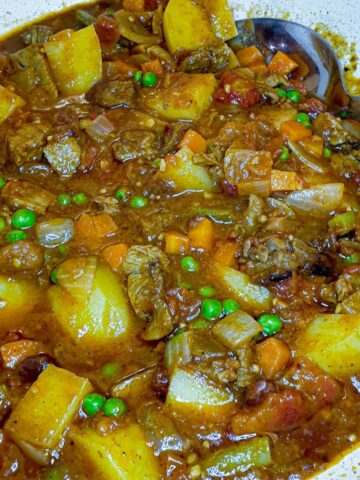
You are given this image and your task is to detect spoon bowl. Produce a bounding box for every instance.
[231,18,360,114]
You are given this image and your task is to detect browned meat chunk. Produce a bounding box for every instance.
[7,122,51,167]
[89,79,135,108]
[112,129,160,162]
[0,241,44,272]
[1,179,55,214]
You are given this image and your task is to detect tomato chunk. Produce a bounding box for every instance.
[215,71,260,108]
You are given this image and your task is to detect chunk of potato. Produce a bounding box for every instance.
[211,262,273,315]
[297,314,360,377]
[157,146,218,193]
[48,261,138,351]
[0,85,25,125]
[163,0,216,55]
[141,72,216,121]
[166,367,236,423]
[44,26,102,96]
[6,365,92,464]
[70,423,161,479]
[261,105,297,131]
[0,275,41,334]
[204,0,238,41]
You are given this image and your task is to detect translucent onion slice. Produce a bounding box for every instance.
[36,218,74,248]
[85,114,115,143]
[212,311,262,353]
[285,183,344,217]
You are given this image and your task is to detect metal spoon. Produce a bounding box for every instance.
[230,18,360,114]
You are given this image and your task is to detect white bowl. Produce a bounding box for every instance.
[0,1,359,478]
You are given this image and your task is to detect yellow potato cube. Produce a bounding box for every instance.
[6,365,92,463]
[0,275,41,334]
[297,314,360,377]
[70,423,161,479]
[158,146,218,193]
[44,25,102,96]
[48,263,138,351]
[0,85,25,125]
[204,0,238,41]
[163,0,216,54]
[141,72,216,122]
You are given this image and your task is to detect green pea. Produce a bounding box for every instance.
[302,120,312,129]
[114,187,128,201]
[6,230,26,243]
[152,158,161,168]
[134,70,142,82]
[44,467,61,480]
[57,193,72,207]
[190,318,211,329]
[201,298,223,320]
[102,362,119,377]
[83,392,106,416]
[130,196,148,208]
[279,145,289,161]
[179,281,193,290]
[0,217,6,231]
[275,87,287,97]
[0,178,6,189]
[286,89,301,103]
[257,313,282,335]
[296,112,310,123]
[343,253,360,265]
[141,72,157,88]
[338,109,352,119]
[50,269,58,284]
[223,298,240,315]
[103,397,127,417]
[72,192,88,205]
[323,147,332,158]
[180,256,199,273]
[199,286,216,297]
[11,209,36,230]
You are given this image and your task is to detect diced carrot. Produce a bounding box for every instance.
[248,60,268,74]
[123,0,145,11]
[236,46,264,66]
[213,241,238,267]
[141,59,163,75]
[76,213,118,249]
[288,53,310,80]
[92,213,118,238]
[188,217,215,251]
[280,121,312,142]
[103,59,138,78]
[102,243,129,273]
[299,135,324,158]
[268,51,299,75]
[177,130,207,154]
[164,231,190,255]
[0,340,45,369]
[271,170,302,192]
[255,337,291,378]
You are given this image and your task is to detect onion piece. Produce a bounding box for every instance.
[55,256,97,304]
[36,218,74,248]
[202,436,272,477]
[138,402,189,454]
[288,140,329,174]
[164,332,192,371]
[212,311,262,353]
[285,183,344,217]
[114,10,161,45]
[85,114,115,143]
